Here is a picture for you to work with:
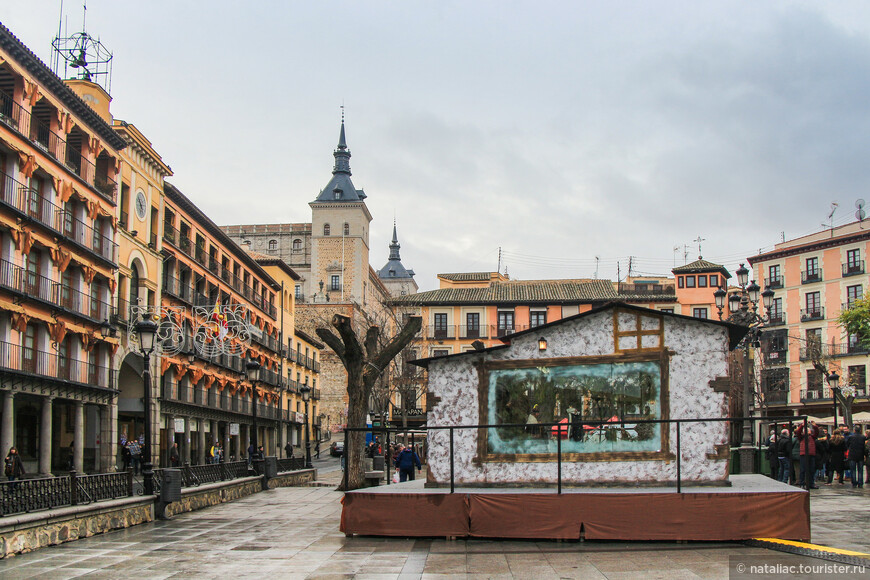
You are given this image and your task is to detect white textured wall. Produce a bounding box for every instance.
[426,310,732,485]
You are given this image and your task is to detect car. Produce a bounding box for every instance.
[330,441,344,456]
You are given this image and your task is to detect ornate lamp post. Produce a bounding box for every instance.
[714,263,775,474]
[135,318,158,496]
[246,360,261,460]
[300,384,313,468]
[827,371,840,429]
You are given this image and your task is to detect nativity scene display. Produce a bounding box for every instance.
[485,360,663,456]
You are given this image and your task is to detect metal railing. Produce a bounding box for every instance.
[344,414,812,494]
[800,307,824,322]
[843,261,865,277]
[766,275,784,289]
[801,269,823,284]
[0,470,132,517]
[0,340,114,388]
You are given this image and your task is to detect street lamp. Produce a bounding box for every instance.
[827,371,840,429]
[300,384,312,468]
[715,263,776,475]
[246,360,261,461]
[135,318,158,496]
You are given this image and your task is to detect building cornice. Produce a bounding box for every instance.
[748,230,870,265]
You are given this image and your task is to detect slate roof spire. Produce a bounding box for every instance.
[378,220,415,281]
[388,220,401,261]
[314,111,367,202]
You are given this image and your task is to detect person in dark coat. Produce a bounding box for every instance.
[394,444,422,482]
[776,429,792,484]
[765,430,779,480]
[847,425,867,488]
[827,430,846,484]
[815,428,829,483]
[169,442,180,467]
[4,447,25,490]
[284,442,294,459]
[795,421,820,489]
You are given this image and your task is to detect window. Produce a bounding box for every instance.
[434,313,448,339]
[768,265,782,287]
[268,240,277,251]
[847,285,863,307]
[343,223,349,236]
[849,365,866,392]
[697,275,707,288]
[806,368,823,391]
[769,297,783,322]
[497,311,515,337]
[660,308,674,314]
[709,274,718,288]
[685,276,696,288]
[432,349,450,357]
[805,291,820,314]
[805,328,822,358]
[466,313,480,338]
[292,239,302,252]
[530,311,547,327]
[806,257,819,275]
[692,307,708,319]
[678,276,684,289]
[323,224,330,236]
[294,285,302,299]
[330,275,340,291]
[847,249,861,272]
[765,329,788,353]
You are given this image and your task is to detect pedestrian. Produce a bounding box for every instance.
[121,441,131,471]
[284,441,294,459]
[816,427,830,483]
[789,429,801,485]
[315,440,321,459]
[766,429,778,480]
[4,446,25,489]
[257,445,264,460]
[827,430,846,484]
[795,421,819,489]
[247,443,256,466]
[776,429,792,484]
[169,442,180,467]
[847,425,867,488]
[128,439,142,475]
[394,444,422,482]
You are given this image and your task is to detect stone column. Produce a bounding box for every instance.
[1,391,14,457]
[223,425,230,462]
[183,416,191,464]
[73,400,84,473]
[242,424,250,460]
[197,419,206,465]
[101,400,118,472]
[38,396,53,476]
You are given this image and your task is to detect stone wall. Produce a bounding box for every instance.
[0,469,317,559]
[0,497,153,559]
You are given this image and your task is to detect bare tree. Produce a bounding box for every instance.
[315,313,421,491]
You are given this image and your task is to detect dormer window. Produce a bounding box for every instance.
[323,224,330,236]
[333,188,342,200]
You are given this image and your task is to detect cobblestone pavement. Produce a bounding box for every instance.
[0,472,868,579]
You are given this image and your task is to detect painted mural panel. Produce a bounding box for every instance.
[485,360,662,455]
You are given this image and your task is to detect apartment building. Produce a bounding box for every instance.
[0,23,125,474]
[748,221,870,417]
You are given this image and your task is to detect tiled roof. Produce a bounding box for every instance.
[437,272,494,282]
[389,279,617,305]
[672,258,731,277]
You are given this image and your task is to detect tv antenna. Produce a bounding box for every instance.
[857,199,866,229]
[50,1,114,93]
[822,202,838,234]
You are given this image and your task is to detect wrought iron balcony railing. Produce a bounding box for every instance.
[801,269,823,284]
[843,261,865,277]
[800,307,824,322]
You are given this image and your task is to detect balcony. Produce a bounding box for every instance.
[763,348,788,365]
[801,269,823,284]
[766,275,784,289]
[208,255,221,276]
[0,341,114,390]
[194,245,207,267]
[458,325,487,339]
[163,222,177,245]
[0,259,110,322]
[428,325,455,340]
[800,307,824,322]
[0,171,118,264]
[762,389,789,405]
[843,261,865,277]
[766,312,786,326]
[163,275,193,303]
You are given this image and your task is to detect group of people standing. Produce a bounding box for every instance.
[768,422,869,488]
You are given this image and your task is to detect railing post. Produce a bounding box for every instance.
[676,422,681,494]
[449,427,455,494]
[70,470,78,506]
[557,427,562,495]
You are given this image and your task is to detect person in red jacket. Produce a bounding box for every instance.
[795,421,820,490]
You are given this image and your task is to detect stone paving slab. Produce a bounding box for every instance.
[0,472,869,579]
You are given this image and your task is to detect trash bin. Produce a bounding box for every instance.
[264,456,277,478]
[161,469,182,503]
[373,456,385,471]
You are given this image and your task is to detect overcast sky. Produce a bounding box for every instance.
[6,2,870,290]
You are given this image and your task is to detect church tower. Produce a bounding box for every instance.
[309,119,372,304]
[377,221,418,297]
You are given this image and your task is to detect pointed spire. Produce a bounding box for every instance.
[333,108,351,175]
[389,219,401,261]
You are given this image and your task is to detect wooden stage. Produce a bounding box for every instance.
[340,475,810,541]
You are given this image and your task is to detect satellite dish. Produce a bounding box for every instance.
[856,199,865,209]
[858,199,866,223]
